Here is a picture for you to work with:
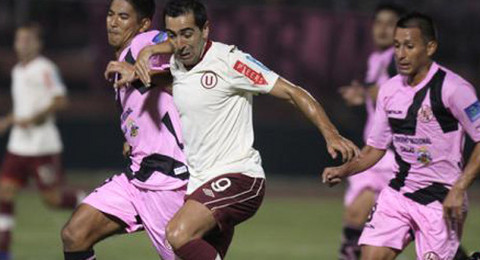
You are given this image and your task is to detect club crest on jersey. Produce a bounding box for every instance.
[416,146,432,165]
[126,118,139,137]
[418,104,434,123]
[233,60,267,85]
[423,251,439,260]
[465,100,480,122]
[201,71,218,89]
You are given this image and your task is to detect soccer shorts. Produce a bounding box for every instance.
[186,173,265,258]
[359,187,466,260]
[82,173,185,260]
[0,152,64,190]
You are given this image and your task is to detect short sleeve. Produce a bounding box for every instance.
[227,47,279,94]
[44,65,67,97]
[446,82,480,142]
[366,87,392,149]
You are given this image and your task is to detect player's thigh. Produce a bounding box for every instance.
[62,204,124,245]
[0,152,29,198]
[31,154,63,190]
[361,245,398,260]
[167,199,217,242]
[345,188,376,226]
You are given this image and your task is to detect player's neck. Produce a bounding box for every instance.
[184,40,211,70]
[18,53,39,66]
[407,61,433,87]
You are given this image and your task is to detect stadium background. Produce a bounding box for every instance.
[0,0,479,259]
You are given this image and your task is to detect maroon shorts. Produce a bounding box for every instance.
[186,173,265,258]
[0,152,64,190]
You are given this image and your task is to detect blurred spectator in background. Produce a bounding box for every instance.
[0,22,84,260]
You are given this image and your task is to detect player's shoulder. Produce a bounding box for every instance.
[440,65,473,88]
[379,74,403,92]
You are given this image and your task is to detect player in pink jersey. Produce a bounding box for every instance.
[61,1,188,259]
[126,1,359,259]
[338,5,404,259]
[324,13,480,260]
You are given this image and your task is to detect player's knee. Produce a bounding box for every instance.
[166,220,192,250]
[345,206,366,227]
[61,221,90,250]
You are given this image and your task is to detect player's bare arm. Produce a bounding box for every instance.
[443,142,480,231]
[135,41,174,86]
[105,60,171,89]
[322,145,385,186]
[269,77,360,161]
[16,96,68,128]
[0,113,14,134]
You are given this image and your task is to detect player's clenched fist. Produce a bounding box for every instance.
[322,166,347,187]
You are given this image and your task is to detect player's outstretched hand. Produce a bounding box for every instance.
[322,166,346,187]
[104,61,136,88]
[135,45,154,87]
[442,186,465,234]
[326,134,360,162]
[339,80,365,106]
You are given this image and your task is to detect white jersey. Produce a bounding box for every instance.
[8,56,66,156]
[170,41,279,194]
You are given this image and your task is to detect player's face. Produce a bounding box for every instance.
[372,10,398,49]
[107,0,148,51]
[394,27,437,77]
[165,12,209,66]
[14,28,41,61]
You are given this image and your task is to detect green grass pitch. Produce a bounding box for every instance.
[10,174,480,259]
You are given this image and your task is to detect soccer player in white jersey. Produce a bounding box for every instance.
[0,23,84,260]
[125,0,359,259]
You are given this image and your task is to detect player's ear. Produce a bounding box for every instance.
[426,40,437,57]
[139,18,152,33]
[201,20,210,40]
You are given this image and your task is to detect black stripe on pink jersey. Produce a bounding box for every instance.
[126,153,189,181]
[429,70,459,133]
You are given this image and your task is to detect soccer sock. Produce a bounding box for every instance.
[64,249,96,260]
[339,226,362,260]
[454,246,469,260]
[0,201,14,258]
[175,239,221,260]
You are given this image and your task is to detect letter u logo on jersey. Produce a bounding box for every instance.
[201,71,218,89]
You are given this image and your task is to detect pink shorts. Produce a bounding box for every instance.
[359,187,466,260]
[83,173,185,260]
[344,150,394,206]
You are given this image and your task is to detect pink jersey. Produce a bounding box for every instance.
[363,47,396,141]
[367,62,480,206]
[116,30,188,190]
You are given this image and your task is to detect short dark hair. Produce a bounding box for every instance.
[17,22,43,42]
[396,12,437,43]
[110,0,155,20]
[163,0,208,29]
[374,3,406,18]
